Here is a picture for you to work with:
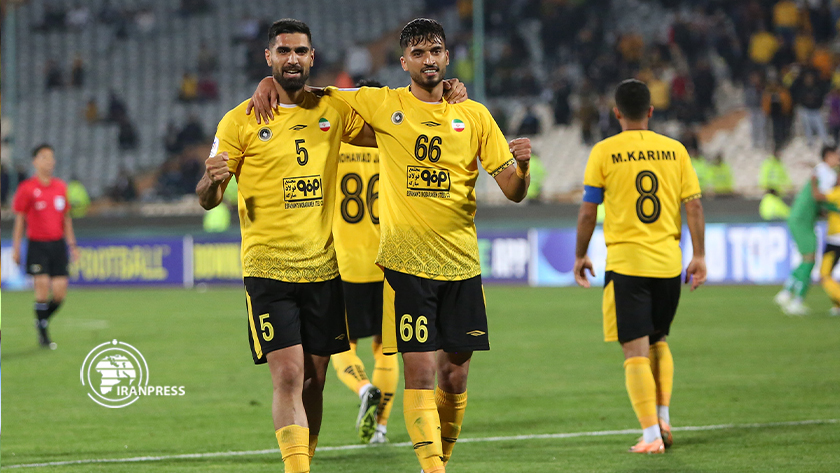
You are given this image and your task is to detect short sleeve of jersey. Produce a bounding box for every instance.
[214,109,246,175]
[326,95,366,143]
[476,104,515,177]
[12,182,31,214]
[679,146,702,201]
[325,87,389,123]
[583,143,606,189]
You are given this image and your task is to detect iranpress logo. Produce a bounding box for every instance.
[80,340,185,408]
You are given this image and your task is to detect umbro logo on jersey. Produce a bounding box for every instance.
[391,111,404,125]
[258,127,272,141]
[335,334,346,340]
[289,124,307,131]
[421,121,441,127]
[466,330,486,337]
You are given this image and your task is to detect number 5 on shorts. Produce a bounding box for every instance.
[400,314,428,343]
[259,314,274,342]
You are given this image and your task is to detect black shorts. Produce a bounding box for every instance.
[821,243,840,278]
[382,268,488,354]
[342,280,383,340]
[602,271,681,344]
[244,276,349,364]
[26,239,69,277]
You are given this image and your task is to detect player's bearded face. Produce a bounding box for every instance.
[267,34,313,92]
[403,40,449,89]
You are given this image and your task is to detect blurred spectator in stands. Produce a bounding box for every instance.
[45,60,62,90]
[826,84,840,144]
[164,121,182,155]
[84,98,100,124]
[551,78,571,126]
[792,68,829,146]
[692,59,716,120]
[749,23,779,66]
[517,106,541,136]
[178,158,203,194]
[617,32,644,69]
[647,70,671,121]
[178,72,199,102]
[98,0,121,24]
[1,164,9,205]
[36,4,67,32]
[334,70,354,89]
[794,27,815,65]
[71,55,85,88]
[773,0,800,45]
[233,15,260,44]
[760,189,792,220]
[759,146,793,195]
[578,89,598,146]
[178,0,213,17]
[198,45,218,74]
[672,88,703,125]
[67,176,90,218]
[107,168,138,202]
[197,76,219,101]
[134,7,157,36]
[763,74,793,147]
[66,5,91,31]
[177,115,206,148]
[118,117,139,151]
[771,36,797,70]
[453,43,474,89]
[810,1,834,43]
[345,43,373,83]
[709,154,735,197]
[811,43,834,80]
[489,106,509,135]
[598,96,620,139]
[745,70,767,149]
[107,91,128,123]
[156,160,182,200]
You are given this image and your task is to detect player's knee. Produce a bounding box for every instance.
[403,364,436,389]
[271,363,304,393]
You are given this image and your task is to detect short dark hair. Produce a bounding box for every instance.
[399,18,446,49]
[355,79,383,88]
[268,19,312,47]
[614,79,651,121]
[821,144,837,160]
[31,143,53,158]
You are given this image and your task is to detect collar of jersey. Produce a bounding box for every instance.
[403,86,445,106]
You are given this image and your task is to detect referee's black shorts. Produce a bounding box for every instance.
[26,239,69,277]
[602,271,681,344]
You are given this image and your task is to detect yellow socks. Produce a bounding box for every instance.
[403,389,444,473]
[624,357,658,430]
[372,340,399,426]
[275,425,310,473]
[332,341,370,395]
[649,341,674,409]
[308,434,318,461]
[436,387,467,464]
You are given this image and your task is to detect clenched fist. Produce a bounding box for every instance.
[509,137,531,170]
[205,151,232,185]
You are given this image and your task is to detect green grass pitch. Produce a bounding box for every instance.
[1,285,839,472]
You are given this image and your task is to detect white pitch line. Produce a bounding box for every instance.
[4,418,837,469]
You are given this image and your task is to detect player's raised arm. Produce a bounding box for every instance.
[196,151,232,210]
[684,198,706,291]
[492,138,531,202]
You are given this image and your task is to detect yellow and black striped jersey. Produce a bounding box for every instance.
[214,93,365,282]
[333,143,383,283]
[583,130,701,278]
[326,86,514,281]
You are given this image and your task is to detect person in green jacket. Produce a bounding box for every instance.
[709,154,734,195]
[526,153,546,202]
[67,177,90,218]
[203,176,237,233]
[691,154,713,192]
[759,190,791,220]
[759,146,792,195]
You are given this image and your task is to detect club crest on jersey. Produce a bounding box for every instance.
[258,128,272,141]
[391,111,404,125]
[318,118,331,131]
[451,119,465,132]
[54,196,66,211]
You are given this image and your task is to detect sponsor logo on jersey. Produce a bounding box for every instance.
[451,119,465,132]
[283,175,324,208]
[406,166,451,192]
[258,127,272,141]
[391,111,404,125]
[289,124,307,131]
[421,121,441,127]
[318,118,331,131]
